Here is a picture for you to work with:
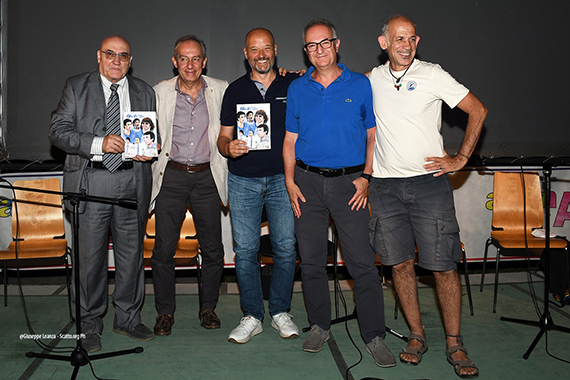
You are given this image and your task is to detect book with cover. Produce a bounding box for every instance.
[122,111,158,157]
[236,103,271,151]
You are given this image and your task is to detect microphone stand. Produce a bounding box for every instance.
[499,164,570,359]
[0,183,143,379]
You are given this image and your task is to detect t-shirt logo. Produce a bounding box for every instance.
[406,81,417,91]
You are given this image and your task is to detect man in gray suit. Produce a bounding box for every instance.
[150,35,228,335]
[49,35,156,353]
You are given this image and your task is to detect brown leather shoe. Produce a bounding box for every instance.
[199,309,221,329]
[154,314,174,336]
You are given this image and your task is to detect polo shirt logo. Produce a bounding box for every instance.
[345,98,352,102]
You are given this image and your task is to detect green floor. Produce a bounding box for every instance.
[2,279,570,380]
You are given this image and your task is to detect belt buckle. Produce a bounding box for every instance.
[319,168,336,177]
[185,164,201,173]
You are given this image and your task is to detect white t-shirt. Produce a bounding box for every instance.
[369,59,469,178]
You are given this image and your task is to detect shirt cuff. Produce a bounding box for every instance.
[91,137,104,156]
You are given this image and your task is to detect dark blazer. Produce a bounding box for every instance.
[49,71,156,222]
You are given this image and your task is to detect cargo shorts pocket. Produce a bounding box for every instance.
[434,213,461,263]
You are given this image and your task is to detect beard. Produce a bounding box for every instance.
[252,58,274,74]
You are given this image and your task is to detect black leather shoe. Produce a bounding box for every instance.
[113,323,155,341]
[199,309,221,329]
[154,314,174,336]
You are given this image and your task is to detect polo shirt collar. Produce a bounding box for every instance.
[303,63,350,85]
[245,67,281,84]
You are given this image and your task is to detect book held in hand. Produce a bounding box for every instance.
[122,111,158,157]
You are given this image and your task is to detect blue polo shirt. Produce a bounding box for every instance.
[221,69,299,177]
[285,64,375,169]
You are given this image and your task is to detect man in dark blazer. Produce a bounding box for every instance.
[49,35,156,353]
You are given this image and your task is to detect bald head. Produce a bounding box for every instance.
[244,28,277,77]
[245,28,275,47]
[97,35,132,83]
[100,35,131,52]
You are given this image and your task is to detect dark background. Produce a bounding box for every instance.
[4,0,569,162]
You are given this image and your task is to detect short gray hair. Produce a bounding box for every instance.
[173,35,207,58]
[303,18,338,41]
[381,15,417,36]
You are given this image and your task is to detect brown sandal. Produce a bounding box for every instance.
[446,334,479,379]
[399,333,428,365]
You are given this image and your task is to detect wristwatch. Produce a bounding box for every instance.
[360,173,372,182]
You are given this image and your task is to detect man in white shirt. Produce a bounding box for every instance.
[368,15,487,378]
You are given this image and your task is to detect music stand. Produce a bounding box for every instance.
[499,163,570,359]
[1,183,144,379]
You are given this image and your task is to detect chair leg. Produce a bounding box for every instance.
[480,237,492,292]
[493,247,501,313]
[462,248,474,316]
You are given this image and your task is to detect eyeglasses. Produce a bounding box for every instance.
[304,38,337,52]
[100,50,131,62]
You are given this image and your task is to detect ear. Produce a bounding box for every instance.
[274,44,277,56]
[243,47,248,60]
[415,35,421,47]
[202,56,208,69]
[335,38,340,52]
[96,49,102,64]
[171,55,178,69]
[378,36,388,50]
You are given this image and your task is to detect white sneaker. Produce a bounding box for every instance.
[271,312,299,338]
[228,316,263,344]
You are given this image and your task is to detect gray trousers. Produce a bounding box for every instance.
[72,167,145,334]
[294,167,386,343]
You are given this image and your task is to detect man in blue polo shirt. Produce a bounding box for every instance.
[218,27,300,344]
[283,19,395,367]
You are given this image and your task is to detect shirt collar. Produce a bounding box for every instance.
[303,63,350,85]
[245,68,281,84]
[175,76,208,95]
[100,74,127,90]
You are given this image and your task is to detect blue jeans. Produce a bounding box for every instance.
[228,172,297,320]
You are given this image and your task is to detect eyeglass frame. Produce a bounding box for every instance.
[99,50,132,62]
[303,38,337,52]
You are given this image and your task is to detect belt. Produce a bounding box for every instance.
[89,160,133,171]
[167,161,210,173]
[296,160,364,177]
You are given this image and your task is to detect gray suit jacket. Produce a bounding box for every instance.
[49,71,156,222]
[150,75,229,209]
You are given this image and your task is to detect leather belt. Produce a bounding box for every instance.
[168,161,210,173]
[296,160,364,177]
[89,160,133,171]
